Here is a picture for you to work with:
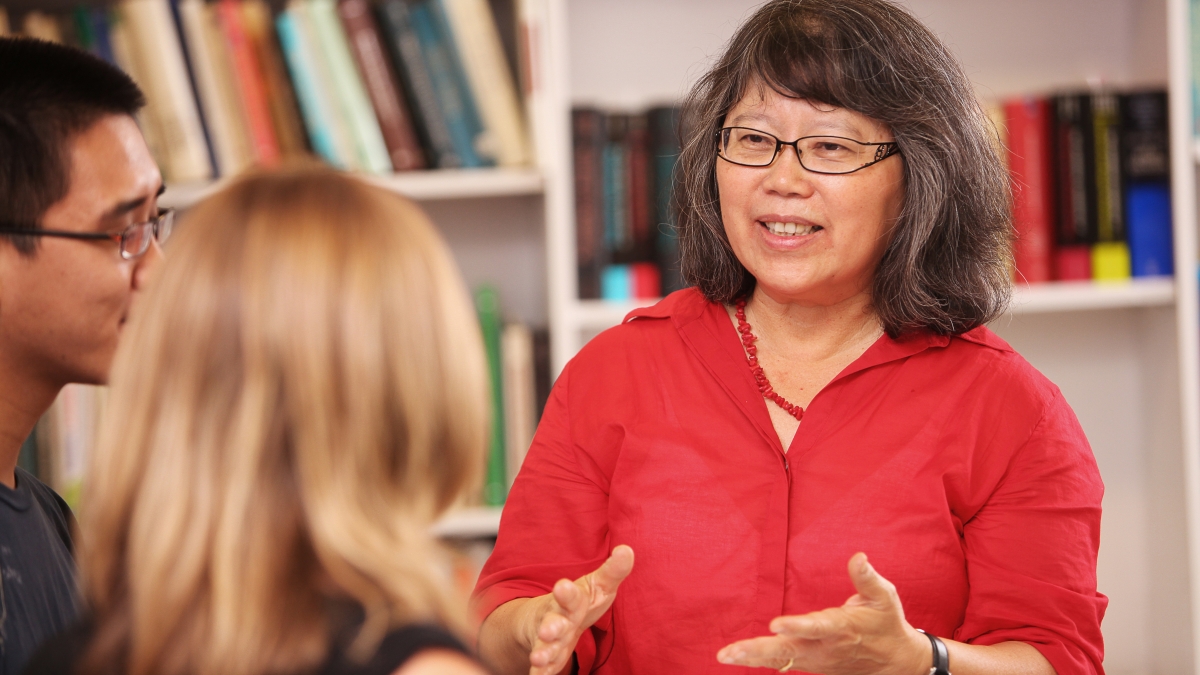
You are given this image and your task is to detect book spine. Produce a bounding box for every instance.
[1090,92,1130,280]
[601,264,631,301]
[1051,94,1095,280]
[337,0,427,171]
[242,0,310,159]
[309,0,393,174]
[125,0,214,182]
[169,0,220,178]
[603,114,629,260]
[1003,97,1055,284]
[573,108,604,300]
[649,105,684,294]
[438,0,531,166]
[1122,90,1174,277]
[290,0,359,168]
[276,9,343,165]
[216,0,281,165]
[409,0,491,167]
[89,8,117,65]
[476,286,507,506]
[179,0,241,176]
[631,261,661,299]
[501,323,535,488]
[626,112,653,261]
[376,0,461,167]
[201,1,256,172]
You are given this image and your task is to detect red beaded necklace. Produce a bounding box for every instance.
[735,298,804,421]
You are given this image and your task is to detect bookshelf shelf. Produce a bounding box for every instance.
[1009,278,1176,313]
[569,279,1177,335]
[431,505,503,539]
[160,167,544,209]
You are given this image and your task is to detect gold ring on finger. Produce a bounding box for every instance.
[778,658,794,672]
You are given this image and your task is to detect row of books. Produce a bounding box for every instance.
[999,89,1173,283]
[474,286,551,507]
[573,106,687,302]
[19,286,550,512]
[0,0,531,183]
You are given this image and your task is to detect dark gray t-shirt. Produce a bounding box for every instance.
[0,467,77,675]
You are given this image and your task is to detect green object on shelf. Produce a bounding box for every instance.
[476,285,507,506]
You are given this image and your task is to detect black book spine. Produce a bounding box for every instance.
[1052,94,1098,246]
[1092,92,1124,243]
[648,105,684,294]
[1120,90,1170,183]
[573,108,606,300]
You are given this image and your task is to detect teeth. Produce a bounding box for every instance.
[764,221,818,237]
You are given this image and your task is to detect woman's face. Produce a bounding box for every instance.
[716,86,905,307]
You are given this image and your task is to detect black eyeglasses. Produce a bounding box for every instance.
[0,208,175,260]
[717,127,901,174]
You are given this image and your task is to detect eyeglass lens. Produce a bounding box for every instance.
[119,210,174,260]
[719,128,880,173]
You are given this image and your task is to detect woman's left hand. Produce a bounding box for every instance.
[716,552,930,674]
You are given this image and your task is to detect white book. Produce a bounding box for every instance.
[178,0,242,177]
[109,6,171,176]
[306,0,392,174]
[290,0,358,169]
[439,0,531,167]
[501,323,536,486]
[122,0,213,183]
[22,11,63,42]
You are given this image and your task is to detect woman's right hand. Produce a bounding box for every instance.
[524,545,635,675]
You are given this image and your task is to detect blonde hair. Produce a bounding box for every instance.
[79,164,489,675]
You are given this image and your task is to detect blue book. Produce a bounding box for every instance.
[407,0,491,167]
[1126,182,1173,277]
[88,8,117,66]
[377,0,461,168]
[601,265,632,301]
[276,11,342,166]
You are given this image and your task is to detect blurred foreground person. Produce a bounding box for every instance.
[27,165,490,675]
[0,37,164,673]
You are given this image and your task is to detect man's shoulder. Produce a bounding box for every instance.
[16,468,75,553]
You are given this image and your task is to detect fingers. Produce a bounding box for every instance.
[717,635,800,669]
[847,552,898,606]
[769,607,847,640]
[588,544,634,595]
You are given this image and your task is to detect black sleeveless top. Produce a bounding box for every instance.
[22,620,475,675]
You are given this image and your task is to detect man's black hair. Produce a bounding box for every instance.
[0,37,146,254]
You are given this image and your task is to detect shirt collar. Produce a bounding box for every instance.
[624,289,1002,451]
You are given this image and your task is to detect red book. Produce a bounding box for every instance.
[337,0,426,171]
[631,262,661,299]
[1003,98,1055,283]
[216,0,280,165]
[1055,246,1092,280]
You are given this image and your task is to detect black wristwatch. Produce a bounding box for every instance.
[917,629,951,675]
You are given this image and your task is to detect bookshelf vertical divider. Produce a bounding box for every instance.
[1169,0,1200,669]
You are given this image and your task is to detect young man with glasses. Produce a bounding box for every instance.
[0,38,166,674]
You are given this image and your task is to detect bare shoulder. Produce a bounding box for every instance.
[392,649,489,675]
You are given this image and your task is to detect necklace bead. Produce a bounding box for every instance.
[735,299,805,422]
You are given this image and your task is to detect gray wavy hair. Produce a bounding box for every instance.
[676,0,1013,336]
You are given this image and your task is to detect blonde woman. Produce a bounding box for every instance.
[26,165,491,675]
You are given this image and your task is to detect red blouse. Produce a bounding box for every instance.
[473,289,1106,675]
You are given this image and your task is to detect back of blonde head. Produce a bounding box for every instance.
[80,164,488,675]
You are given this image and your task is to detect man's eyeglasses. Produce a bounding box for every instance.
[717,127,901,174]
[0,208,175,260]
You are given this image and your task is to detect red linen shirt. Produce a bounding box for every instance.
[474,288,1106,675]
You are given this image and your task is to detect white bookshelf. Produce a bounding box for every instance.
[161,166,544,209]
[433,506,504,539]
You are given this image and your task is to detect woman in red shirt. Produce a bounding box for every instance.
[474,1,1106,674]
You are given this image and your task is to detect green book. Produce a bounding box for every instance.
[476,285,507,505]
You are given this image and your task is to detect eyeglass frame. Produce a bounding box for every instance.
[716,126,902,175]
[0,208,175,260]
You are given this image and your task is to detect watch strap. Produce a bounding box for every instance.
[918,629,950,675]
